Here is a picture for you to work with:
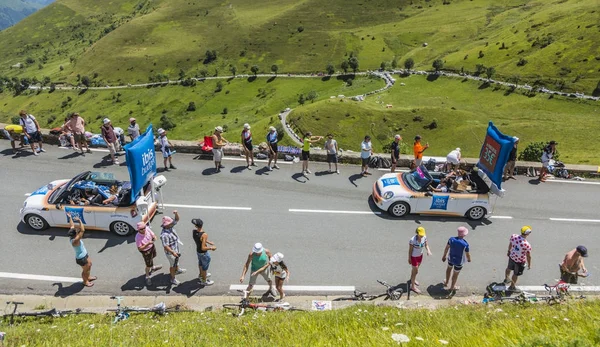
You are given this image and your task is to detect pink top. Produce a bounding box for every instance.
[67,116,86,134]
[509,234,531,263]
[135,227,155,251]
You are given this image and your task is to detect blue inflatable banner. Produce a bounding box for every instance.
[476,122,516,191]
[124,125,157,204]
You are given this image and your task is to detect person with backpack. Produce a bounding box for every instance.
[301,132,323,176]
[360,135,373,176]
[390,134,402,172]
[441,226,471,292]
[191,218,216,286]
[539,140,557,182]
[408,226,432,294]
[241,123,256,170]
[18,110,44,155]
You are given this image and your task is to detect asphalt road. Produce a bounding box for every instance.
[0,144,598,299]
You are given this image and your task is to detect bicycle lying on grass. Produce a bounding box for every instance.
[2,301,94,325]
[483,279,586,305]
[222,290,306,317]
[332,280,404,302]
[108,296,189,324]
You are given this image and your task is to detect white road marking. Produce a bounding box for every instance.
[490,216,513,219]
[222,157,293,165]
[162,203,252,211]
[58,146,110,153]
[549,218,600,223]
[518,285,600,292]
[545,179,600,185]
[289,208,381,215]
[377,168,409,172]
[0,272,81,283]
[229,284,355,292]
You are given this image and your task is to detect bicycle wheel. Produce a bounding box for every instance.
[222,304,244,316]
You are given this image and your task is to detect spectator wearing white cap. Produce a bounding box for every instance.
[240,243,274,297]
[157,128,176,171]
[441,226,471,292]
[160,210,185,286]
[445,147,461,172]
[504,137,519,180]
[128,117,140,141]
[241,123,256,169]
[390,134,402,173]
[253,252,289,301]
[266,126,279,171]
[212,126,228,173]
[101,118,119,165]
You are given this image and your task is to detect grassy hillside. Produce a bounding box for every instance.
[0,0,54,30]
[0,0,598,93]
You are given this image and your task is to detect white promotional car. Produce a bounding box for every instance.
[20,171,163,236]
[372,166,491,220]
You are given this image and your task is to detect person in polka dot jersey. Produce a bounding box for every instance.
[503,226,533,291]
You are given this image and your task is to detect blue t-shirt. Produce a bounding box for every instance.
[71,238,88,260]
[448,237,469,265]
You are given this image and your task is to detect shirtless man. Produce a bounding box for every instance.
[559,246,589,284]
[212,126,228,172]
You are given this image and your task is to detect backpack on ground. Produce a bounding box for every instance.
[256,153,268,160]
[379,157,391,169]
[284,155,294,161]
[369,156,380,168]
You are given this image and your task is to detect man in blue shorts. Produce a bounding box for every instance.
[441,226,471,292]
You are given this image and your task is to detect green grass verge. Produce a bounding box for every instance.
[3,301,600,346]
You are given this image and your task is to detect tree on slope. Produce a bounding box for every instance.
[432,59,444,72]
[251,65,260,76]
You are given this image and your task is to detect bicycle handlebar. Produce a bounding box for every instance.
[6,301,24,305]
[377,280,389,287]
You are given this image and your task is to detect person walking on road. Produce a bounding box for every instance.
[135,222,163,286]
[559,246,589,284]
[67,112,91,155]
[301,132,323,176]
[101,118,119,165]
[192,218,216,286]
[160,211,186,286]
[413,135,429,167]
[325,133,339,174]
[241,123,256,170]
[390,134,402,173]
[266,126,279,171]
[408,226,431,294]
[445,148,461,172]
[504,226,533,291]
[212,126,228,172]
[539,140,557,182]
[19,110,44,155]
[441,226,471,292]
[67,213,96,287]
[503,137,518,180]
[157,128,176,171]
[360,135,373,176]
[240,243,274,296]
[128,117,140,141]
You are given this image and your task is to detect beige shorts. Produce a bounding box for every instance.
[107,142,116,155]
[212,148,223,162]
[165,253,179,268]
[249,268,271,285]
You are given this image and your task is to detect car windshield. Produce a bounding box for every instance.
[401,166,433,192]
[48,172,90,204]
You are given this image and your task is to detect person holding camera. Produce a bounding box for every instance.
[160,210,186,286]
[539,140,557,182]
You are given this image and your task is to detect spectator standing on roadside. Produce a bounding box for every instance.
[408,226,432,294]
[441,226,471,292]
[360,135,373,176]
[390,134,402,173]
[192,218,216,286]
[539,140,557,182]
[241,123,256,170]
[504,137,519,180]
[135,222,163,286]
[240,243,275,297]
[413,135,429,166]
[445,148,461,172]
[504,226,532,291]
[127,118,140,141]
[60,115,77,150]
[253,252,289,301]
[101,118,119,165]
[325,133,339,174]
[301,132,323,176]
[67,112,91,155]
[19,110,44,155]
[212,126,228,172]
[67,213,96,287]
[559,246,589,284]
[266,126,279,171]
[1,124,24,154]
[157,128,176,171]
[160,211,186,286]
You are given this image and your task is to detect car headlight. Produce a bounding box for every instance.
[383,191,394,200]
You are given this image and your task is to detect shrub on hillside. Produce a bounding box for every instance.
[187,102,196,112]
[11,116,20,125]
[518,142,560,162]
[160,115,176,131]
[517,58,528,67]
[47,115,56,125]
[275,123,285,142]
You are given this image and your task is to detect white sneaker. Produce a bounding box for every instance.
[171,279,180,286]
[273,165,280,169]
[268,166,273,171]
[39,148,46,153]
[336,170,340,174]
[114,160,120,165]
[176,268,187,275]
[306,169,312,174]
[33,152,39,156]
[200,279,214,286]
[247,165,252,170]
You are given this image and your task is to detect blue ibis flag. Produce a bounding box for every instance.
[476,122,516,191]
[124,125,157,204]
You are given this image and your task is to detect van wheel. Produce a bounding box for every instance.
[388,202,410,218]
[110,221,133,236]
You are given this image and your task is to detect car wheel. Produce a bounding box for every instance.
[467,206,486,220]
[388,201,410,218]
[25,214,49,230]
[110,221,134,236]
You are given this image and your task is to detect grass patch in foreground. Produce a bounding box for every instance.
[3,301,600,346]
